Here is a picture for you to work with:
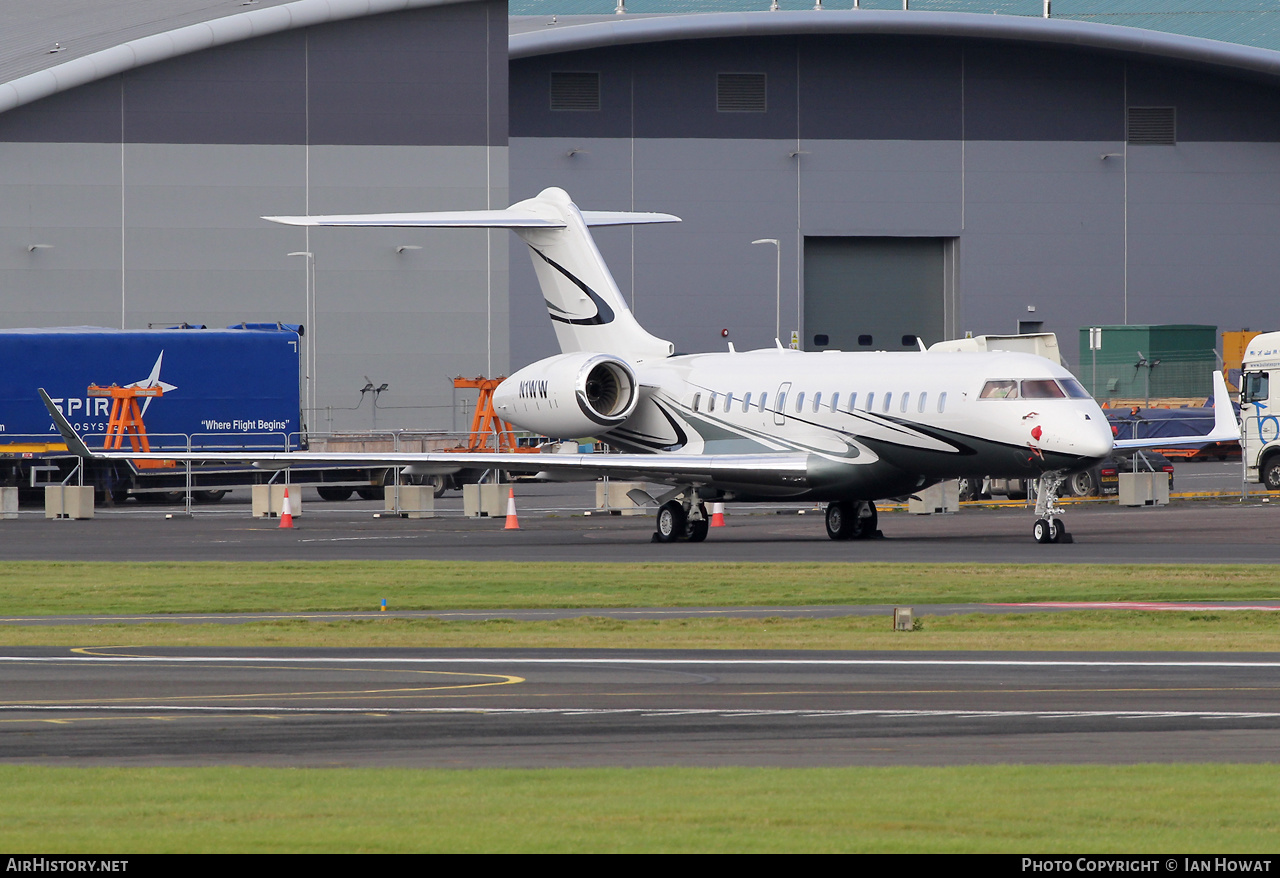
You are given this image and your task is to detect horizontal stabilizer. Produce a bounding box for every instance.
[1113,371,1241,450]
[264,209,679,229]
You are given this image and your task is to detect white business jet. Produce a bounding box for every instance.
[41,187,1237,544]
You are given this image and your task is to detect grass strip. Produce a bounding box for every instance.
[3,611,1280,651]
[0,764,1276,853]
[2,561,1279,616]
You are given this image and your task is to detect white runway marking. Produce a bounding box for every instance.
[5,655,1280,669]
[999,601,1280,612]
[0,705,1277,720]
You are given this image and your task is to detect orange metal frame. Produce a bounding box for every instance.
[451,376,537,453]
[88,384,163,452]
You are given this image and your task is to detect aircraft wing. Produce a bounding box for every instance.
[1111,372,1241,450]
[38,390,807,486]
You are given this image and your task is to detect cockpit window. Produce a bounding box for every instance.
[1059,378,1092,399]
[979,380,1018,399]
[1020,379,1066,399]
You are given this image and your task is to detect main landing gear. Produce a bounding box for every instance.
[824,500,879,541]
[653,499,709,543]
[1032,471,1073,544]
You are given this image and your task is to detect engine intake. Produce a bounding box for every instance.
[494,352,639,438]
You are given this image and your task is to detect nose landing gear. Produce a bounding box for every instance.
[1032,471,1073,544]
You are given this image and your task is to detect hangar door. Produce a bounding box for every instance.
[803,237,947,352]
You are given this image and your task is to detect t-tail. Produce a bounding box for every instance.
[264,187,677,362]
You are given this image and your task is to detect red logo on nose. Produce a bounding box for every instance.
[1030,425,1043,441]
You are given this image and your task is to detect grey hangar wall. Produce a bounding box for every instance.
[0,0,509,434]
[3,7,1280,435]
[508,33,1280,373]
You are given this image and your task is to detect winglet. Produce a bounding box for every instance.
[1112,371,1240,450]
[39,389,96,458]
[1209,370,1240,443]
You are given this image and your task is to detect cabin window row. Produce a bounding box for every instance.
[691,390,949,415]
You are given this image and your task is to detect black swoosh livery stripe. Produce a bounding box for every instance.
[529,246,615,326]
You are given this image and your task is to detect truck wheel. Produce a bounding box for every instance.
[1265,459,1280,491]
[1068,471,1095,497]
[957,477,981,502]
[317,486,354,502]
[428,475,450,498]
[193,490,227,504]
[356,486,382,501]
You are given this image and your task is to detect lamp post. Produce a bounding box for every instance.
[752,238,781,343]
[288,251,315,425]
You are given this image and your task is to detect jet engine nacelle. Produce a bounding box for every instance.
[493,352,639,439]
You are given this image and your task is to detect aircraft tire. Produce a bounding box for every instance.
[685,511,709,543]
[655,501,687,543]
[1033,519,1053,544]
[854,501,878,539]
[825,501,857,540]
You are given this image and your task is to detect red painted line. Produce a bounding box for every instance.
[993,602,1280,612]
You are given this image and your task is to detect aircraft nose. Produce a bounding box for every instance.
[1032,408,1112,460]
[1067,409,1114,460]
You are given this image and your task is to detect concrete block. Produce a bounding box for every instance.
[1118,472,1170,507]
[252,484,302,517]
[0,487,16,519]
[45,485,94,519]
[463,482,504,517]
[384,484,435,518]
[595,480,646,516]
[908,480,960,514]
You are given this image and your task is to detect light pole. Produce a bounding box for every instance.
[752,238,781,343]
[288,251,315,426]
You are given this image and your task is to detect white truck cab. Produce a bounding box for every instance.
[1239,330,1280,488]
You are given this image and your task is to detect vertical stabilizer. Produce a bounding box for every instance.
[510,188,674,361]
[263,187,678,362]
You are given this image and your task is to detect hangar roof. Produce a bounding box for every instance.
[3,0,1280,118]
[509,1,1280,54]
[0,0,475,115]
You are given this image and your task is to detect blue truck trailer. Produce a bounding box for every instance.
[0,325,392,504]
[0,325,302,449]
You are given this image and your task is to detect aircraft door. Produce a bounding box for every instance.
[774,382,791,426]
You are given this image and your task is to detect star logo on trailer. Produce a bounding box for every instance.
[128,351,178,415]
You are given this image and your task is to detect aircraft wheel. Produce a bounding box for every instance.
[825,501,856,540]
[685,509,710,543]
[1051,519,1071,544]
[1033,519,1054,544]
[854,501,878,539]
[655,501,687,543]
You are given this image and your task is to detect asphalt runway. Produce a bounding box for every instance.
[2,646,1279,767]
[6,495,1280,563]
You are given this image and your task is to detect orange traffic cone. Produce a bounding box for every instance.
[278,487,295,529]
[710,502,726,527]
[504,488,520,530]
